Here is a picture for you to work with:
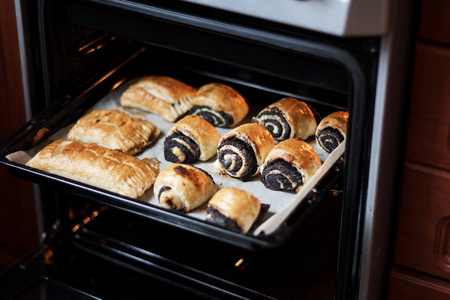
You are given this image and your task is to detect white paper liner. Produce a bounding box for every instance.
[7,81,332,231]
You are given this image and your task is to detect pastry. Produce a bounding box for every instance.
[164,115,221,163]
[316,111,349,153]
[120,76,197,122]
[260,139,321,193]
[25,140,160,198]
[67,109,160,155]
[253,97,318,142]
[187,83,249,128]
[154,164,218,212]
[206,187,261,233]
[214,123,275,181]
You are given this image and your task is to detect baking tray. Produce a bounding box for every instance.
[0,73,344,251]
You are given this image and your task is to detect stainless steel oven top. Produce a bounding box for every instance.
[180,0,391,36]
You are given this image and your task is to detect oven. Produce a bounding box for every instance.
[0,0,415,299]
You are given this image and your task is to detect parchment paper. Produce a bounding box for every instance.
[8,80,330,227]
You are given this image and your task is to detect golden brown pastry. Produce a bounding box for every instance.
[188,83,249,128]
[206,187,261,233]
[316,111,349,153]
[67,109,160,155]
[164,115,221,163]
[26,140,160,198]
[260,139,321,193]
[120,76,197,122]
[154,164,218,212]
[253,97,318,141]
[214,123,275,181]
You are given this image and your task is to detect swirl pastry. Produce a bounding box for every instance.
[68,109,160,155]
[252,97,318,142]
[214,123,275,181]
[164,115,221,163]
[154,164,218,212]
[26,140,160,199]
[120,76,197,122]
[206,187,261,233]
[188,83,249,128]
[260,139,321,193]
[316,111,349,153]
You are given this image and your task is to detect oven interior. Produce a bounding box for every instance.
[0,1,380,299]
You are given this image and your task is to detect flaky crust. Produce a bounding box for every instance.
[167,115,221,161]
[25,140,160,198]
[260,139,321,193]
[207,187,261,233]
[190,83,249,127]
[260,97,317,140]
[316,111,349,137]
[219,123,275,168]
[120,76,197,122]
[154,164,218,212]
[67,109,160,155]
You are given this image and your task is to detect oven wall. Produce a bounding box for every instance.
[0,0,39,272]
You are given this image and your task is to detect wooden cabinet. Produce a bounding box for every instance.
[418,0,450,45]
[405,43,450,170]
[388,267,450,300]
[388,1,450,299]
[0,0,39,271]
[394,162,450,280]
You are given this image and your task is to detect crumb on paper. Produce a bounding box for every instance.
[33,127,49,143]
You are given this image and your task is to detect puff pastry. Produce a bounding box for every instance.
[206,187,261,233]
[67,109,160,155]
[316,111,349,153]
[26,140,160,198]
[120,76,197,122]
[188,83,249,128]
[164,115,221,163]
[154,164,218,212]
[253,97,318,142]
[214,123,275,181]
[260,139,321,193]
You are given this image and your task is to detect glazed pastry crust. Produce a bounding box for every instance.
[25,140,160,198]
[259,97,317,140]
[167,115,221,161]
[154,163,218,212]
[67,109,160,155]
[207,187,261,233]
[260,139,321,193]
[219,123,275,169]
[120,76,197,122]
[316,111,349,137]
[190,83,249,127]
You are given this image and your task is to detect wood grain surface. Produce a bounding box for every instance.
[0,0,39,272]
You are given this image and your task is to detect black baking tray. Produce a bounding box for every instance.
[0,50,345,251]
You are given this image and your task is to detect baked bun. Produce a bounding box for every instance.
[260,139,321,193]
[120,76,197,122]
[26,140,160,198]
[164,115,221,163]
[154,164,218,212]
[68,109,160,155]
[214,123,275,181]
[316,111,349,153]
[206,187,261,233]
[253,97,318,142]
[188,83,249,128]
